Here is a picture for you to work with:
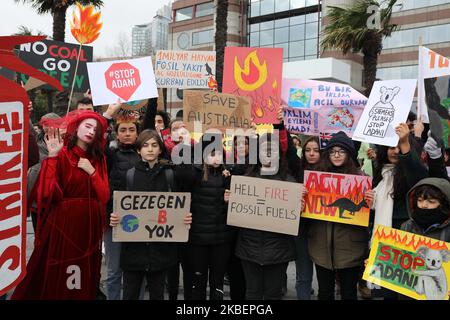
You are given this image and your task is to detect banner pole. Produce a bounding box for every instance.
[66,43,83,116]
[417,37,423,122]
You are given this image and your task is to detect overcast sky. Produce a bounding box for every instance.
[3,0,172,57]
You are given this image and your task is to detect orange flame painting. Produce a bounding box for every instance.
[223,47,283,124]
[374,226,449,251]
[70,2,102,45]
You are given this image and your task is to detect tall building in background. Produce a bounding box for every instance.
[132,2,173,57]
[152,3,173,52]
[247,0,321,62]
[165,0,450,115]
[132,23,152,57]
[322,0,450,98]
[377,0,450,81]
[167,0,247,114]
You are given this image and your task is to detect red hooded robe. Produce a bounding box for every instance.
[12,111,109,300]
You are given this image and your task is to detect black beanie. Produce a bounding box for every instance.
[325,131,358,165]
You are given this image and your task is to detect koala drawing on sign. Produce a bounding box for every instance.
[414,246,450,300]
[363,86,400,138]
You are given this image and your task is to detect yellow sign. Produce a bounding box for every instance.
[363,225,450,300]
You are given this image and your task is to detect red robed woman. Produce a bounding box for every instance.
[12,110,109,300]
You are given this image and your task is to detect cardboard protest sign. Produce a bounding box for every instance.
[112,191,190,242]
[227,176,302,235]
[18,39,92,91]
[87,56,158,106]
[183,90,252,133]
[0,36,62,296]
[363,225,450,300]
[223,47,283,124]
[154,50,216,89]
[352,79,417,147]
[282,79,367,137]
[302,170,372,227]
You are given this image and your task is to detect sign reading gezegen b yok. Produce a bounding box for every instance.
[112,191,191,242]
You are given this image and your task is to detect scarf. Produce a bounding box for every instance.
[368,164,395,290]
[371,164,395,242]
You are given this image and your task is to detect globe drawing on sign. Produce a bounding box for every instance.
[121,214,139,233]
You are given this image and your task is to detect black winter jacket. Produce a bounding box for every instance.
[106,145,140,214]
[120,160,179,272]
[177,164,233,245]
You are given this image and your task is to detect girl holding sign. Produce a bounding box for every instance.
[233,133,297,300]
[12,110,110,300]
[176,133,234,300]
[295,136,322,300]
[305,131,370,300]
[110,129,192,300]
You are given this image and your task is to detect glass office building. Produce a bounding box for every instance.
[247,0,321,62]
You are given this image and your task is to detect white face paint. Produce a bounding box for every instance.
[77,118,98,145]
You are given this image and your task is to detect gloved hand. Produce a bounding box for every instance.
[424,131,442,159]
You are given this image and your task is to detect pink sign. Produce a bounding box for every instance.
[282,79,367,137]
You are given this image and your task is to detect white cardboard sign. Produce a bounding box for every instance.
[352,79,417,147]
[87,56,158,106]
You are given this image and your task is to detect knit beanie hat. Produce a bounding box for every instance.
[325,131,358,165]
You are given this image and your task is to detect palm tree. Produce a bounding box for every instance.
[14,0,103,41]
[13,25,47,36]
[215,0,228,92]
[321,0,398,96]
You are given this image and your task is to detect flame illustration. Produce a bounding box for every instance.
[208,76,218,91]
[234,50,268,92]
[70,2,102,44]
[374,226,449,251]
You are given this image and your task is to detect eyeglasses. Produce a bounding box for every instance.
[329,149,347,156]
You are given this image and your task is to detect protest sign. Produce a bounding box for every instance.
[302,170,372,227]
[418,46,450,123]
[18,39,92,91]
[87,56,158,106]
[363,225,450,300]
[282,79,367,137]
[0,35,62,296]
[223,47,283,124]
[154,50,216,89]
[183,90,252,133]
[0,103,28,296]
[227,176,302,235]
[352,79,417,147]
[112,191,190,242]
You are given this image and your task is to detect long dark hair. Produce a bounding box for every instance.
[156,110,171,129]
[68,120,104,161]
[317,147,359,175]
[301,136,321,170]
[373,145,406,199]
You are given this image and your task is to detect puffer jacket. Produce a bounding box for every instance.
[235,172,297,266]
[120,161,179,272]
[401,178,450,242]
[178,164,233,245]
[106,145,140,214]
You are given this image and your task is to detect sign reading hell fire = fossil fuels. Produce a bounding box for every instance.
[302,170,372,227]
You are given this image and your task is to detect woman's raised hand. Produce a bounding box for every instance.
[45,127,63,157]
